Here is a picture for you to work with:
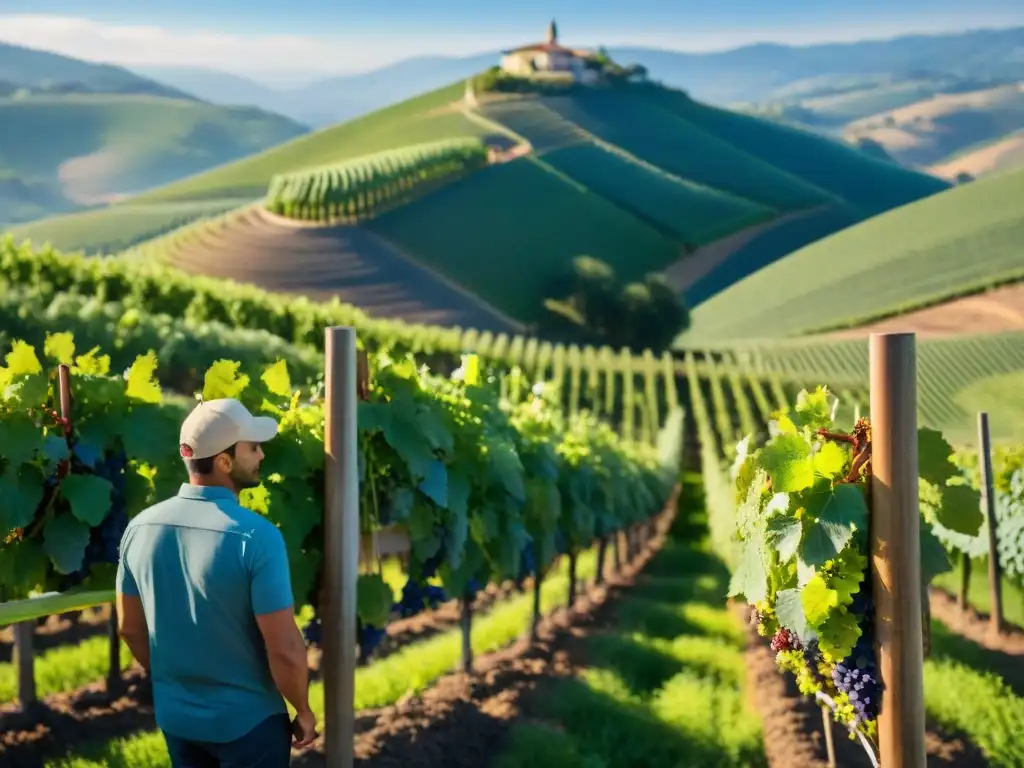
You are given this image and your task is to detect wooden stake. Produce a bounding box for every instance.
[530,572,542,646]
[13,621,35,709]
[977,412,1004,636]
[461,597,474,674]
[869,332,926,768]
[595,537,607,586]
[567,550,578,607]
[822,705,837,768]
[322,327,360,768]
[108,604,122,693]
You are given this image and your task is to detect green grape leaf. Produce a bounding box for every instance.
[42,435,70,471]
[489,442,526,502]
[60,473,114,526]
[830,570,864,609]
[447,466,470,520]
[386,488,414,523]
[445,499,469,571]
[44,332,76,365]
[203,360,250,401]
[801,575,839,626]
[73,347,111,376]
[438,539,485,597]
[920,525,953,584]
[260,360,292,398]
[120,405,180,466]
[0,537,48,597]
[918,427,957,488]
[766,513,802,563]
[792,387,834,431]
[124,466,153,516]
[43,512,91,574]
[933,481,983,536]
[818,610,861,661]
[728,537,768,604]
[382,414,434,481]
[0,413,46,467]
[7,373,50,408]
[5,340,43,377]
[356,573,396,628]
[813,442,848,479]
[799,482,868,567]
[775,587,810,639]
[0,464,45,530]
[761,433,814,492]
[126,351,162,404]
[407,500,439,548]
[417,459,448,508]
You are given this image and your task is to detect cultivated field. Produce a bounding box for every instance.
[678,166,1024,343]
[134,204,521,331]
[930,131,1024,180]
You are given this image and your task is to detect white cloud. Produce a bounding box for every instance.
[0,14,516,77]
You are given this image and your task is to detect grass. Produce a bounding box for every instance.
[0,94,304,212]
[30,546,604,766]
[6,199,251,255]
[701,331,1024,445]
[678,166,1024,342]
[924,620,1024,766]
[367,155,679,322]
[132,83,478,204]
[495,476,766,768]
[932,556,1024,629]
[639,85,951,216]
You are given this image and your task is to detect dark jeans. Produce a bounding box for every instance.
[163,713,292,768]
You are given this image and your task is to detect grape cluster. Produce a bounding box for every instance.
[831,649,881,725]
[358,622,388,661]
[802,639,828,687]
[394,547,448,618]
[770,627,802,652]
[57,442,130,591]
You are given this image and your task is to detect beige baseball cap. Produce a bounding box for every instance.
[179,398,279,460]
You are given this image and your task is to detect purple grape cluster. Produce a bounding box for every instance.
[58,446,129,590]
[357,621,388,662]
[802,639,828,686]
[831,623,882,726]
[395,546,448,618]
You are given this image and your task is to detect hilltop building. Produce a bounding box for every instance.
[499,20,601,83]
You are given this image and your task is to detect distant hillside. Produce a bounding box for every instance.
[0,42,308,226]
[929,130,1024,180]
[841,82,1024,169]
[677,166,1024,343]
[137,27,1024,127]
[0,41,192,99]
[39,77,946,331]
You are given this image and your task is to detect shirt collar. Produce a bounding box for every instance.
[177,483,238,502]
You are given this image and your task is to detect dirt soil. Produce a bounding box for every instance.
[0,510,672,768]
[827,282,1024,339]
[736,600,989,768]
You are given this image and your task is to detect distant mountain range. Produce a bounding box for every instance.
[137,26,1024,126]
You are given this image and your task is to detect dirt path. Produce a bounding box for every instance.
[662,205,831,293]
[827,281,1024,339]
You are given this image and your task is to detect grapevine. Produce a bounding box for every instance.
[727,386,983,748]
[1,333,674,664]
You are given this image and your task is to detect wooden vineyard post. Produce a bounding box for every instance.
[530,568,543,647]
[869,332,926,768]
[612,532,622,573]
[977,412,1004,635]
[13,621,35,709]
[322,327,361,768]
[595,536,608,586]
[461,597,474,674]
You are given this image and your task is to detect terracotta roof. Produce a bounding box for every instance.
[501,42,594,57]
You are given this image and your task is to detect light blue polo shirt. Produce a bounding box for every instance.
[116,483,295,743]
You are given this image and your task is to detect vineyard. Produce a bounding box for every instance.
[264,138,490,222]
[3,233,1024,766]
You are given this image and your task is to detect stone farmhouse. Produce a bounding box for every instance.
[499,20,603,84]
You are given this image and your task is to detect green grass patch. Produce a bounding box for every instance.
[679,166,1024,342]
[931,556,1024,632]
[497,477,766,768]
[367,155,678,322]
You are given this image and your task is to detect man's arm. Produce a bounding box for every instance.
[116,591,151,672]
[251,526,312,719]
[115,545,151,672]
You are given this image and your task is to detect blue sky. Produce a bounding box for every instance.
[1,0,1022,78]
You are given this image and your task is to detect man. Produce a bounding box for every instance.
[116,398,318,767]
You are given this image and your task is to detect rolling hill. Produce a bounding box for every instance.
[675,165,1024,344]
[49,76,946,330]
[843,82,1024,168]
[0,42,308,226]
